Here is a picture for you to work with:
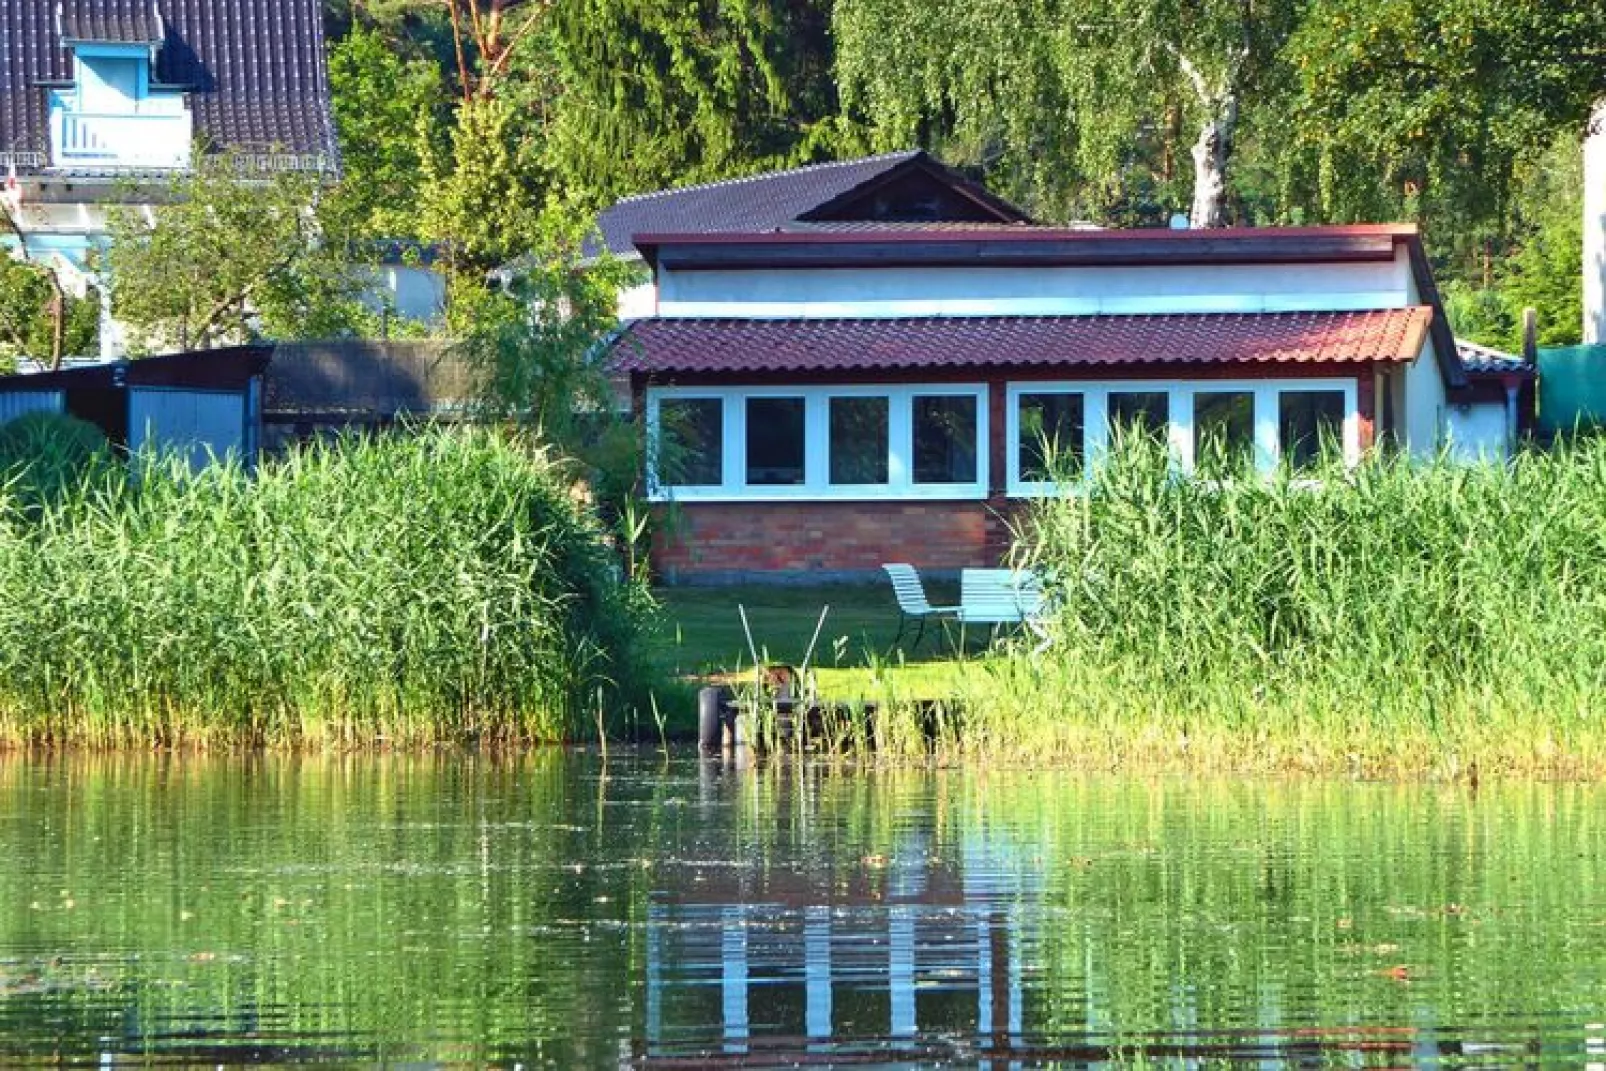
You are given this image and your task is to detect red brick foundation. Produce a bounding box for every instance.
[652,497,1018,583]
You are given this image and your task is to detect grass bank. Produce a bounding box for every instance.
[0,427,656,748]
[950,441,1606,776]
[662,442,1606,777]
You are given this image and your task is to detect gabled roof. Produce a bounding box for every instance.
[590,150,1030,259]
[0,0,336,174]
[57,1,163,44]
[608,310,1435,377]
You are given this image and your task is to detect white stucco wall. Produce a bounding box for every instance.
[1444,400,1510,461]
[366,265,446,324]
[1586,98,1606,345]
[656,252,1415,318]
[616,282,657,321]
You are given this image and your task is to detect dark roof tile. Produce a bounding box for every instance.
[609,311,1436,376]
[1456,338,1533,377]
[1,0,335,172]
[590,150,1035,258]
[58,1,163,43]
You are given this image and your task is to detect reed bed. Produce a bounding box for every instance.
[0,427,655,748]
[871,440,1606,776]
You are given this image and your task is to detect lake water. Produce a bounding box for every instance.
[3,753,1605,1067]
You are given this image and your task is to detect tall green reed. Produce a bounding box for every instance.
[0,427,658,748]
[879,438,1606,773]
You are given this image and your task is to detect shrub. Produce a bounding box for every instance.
[0,410,114,511]
[0,426,659,748]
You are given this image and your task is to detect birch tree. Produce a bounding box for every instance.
[833,0,1300,226]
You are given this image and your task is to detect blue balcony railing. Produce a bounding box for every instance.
[50,107,192,170]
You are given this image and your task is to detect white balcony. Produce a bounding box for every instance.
[50,106,192,171]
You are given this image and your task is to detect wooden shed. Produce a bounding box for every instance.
[0,346,271,468]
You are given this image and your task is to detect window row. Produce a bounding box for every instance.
[1005,381,1356,493]
[646,380,1358,501]
[648,386,989,500]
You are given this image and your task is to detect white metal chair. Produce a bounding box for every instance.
[882,563,959,653]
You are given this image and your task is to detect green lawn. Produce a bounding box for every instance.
[650,581,986,700]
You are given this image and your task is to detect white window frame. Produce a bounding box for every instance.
[1006,378,1360,496]
[646,383,989,502]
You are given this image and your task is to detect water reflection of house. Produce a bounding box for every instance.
[638,820,1038,1059]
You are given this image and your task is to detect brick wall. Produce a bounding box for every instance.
[653,497,1018,584]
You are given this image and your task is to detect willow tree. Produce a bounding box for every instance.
[833,0,1301,226]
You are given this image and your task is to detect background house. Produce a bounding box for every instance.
[611,224,1504,584]
[0,0,448,357]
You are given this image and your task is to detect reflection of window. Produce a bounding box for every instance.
[1018,392,1084,482]
[829,396,889,485]
[913,395,978,484]
[1279,391,1345,469]
[746,397,806,485]
[1107,391,1170,442]
[1193,391,1255,477]
[658,398,723,486]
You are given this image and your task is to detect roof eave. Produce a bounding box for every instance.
[636,227,1414,272]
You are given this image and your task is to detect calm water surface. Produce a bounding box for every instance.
[2,753,1605,1067]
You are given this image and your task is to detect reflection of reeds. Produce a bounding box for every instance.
[821,438,1606,775]
[0,428,655,748]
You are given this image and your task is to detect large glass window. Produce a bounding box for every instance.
[1018,392,1085,482]
[1278,390,1345,470]
[657,397,723,486]
[1193,391,1255,477]
[913,395,979,484]
[1107,391,1170,445]
[649,385,987,499]
[829,396,890,485]
[746,397,806,485]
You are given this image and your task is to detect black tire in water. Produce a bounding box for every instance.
[698,686,732,752]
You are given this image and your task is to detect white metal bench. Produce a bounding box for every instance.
[958,568,1048,627]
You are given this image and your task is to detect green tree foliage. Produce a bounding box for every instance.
[0,257,99,370]
[106,163,376,351]
[544,0,843,210]
[453,212,652,570]
[833,0,1302,225]
[1287,0,1605,246]
[420,95,548,280]
[1444,136,1584,350]
[326,25,447,240]
[454,213,636,436]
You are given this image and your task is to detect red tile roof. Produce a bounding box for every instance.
[609,310,1435,376]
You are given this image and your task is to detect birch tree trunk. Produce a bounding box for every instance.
[1174,51,1241,229]
[1585,96,1606,344]
[1189,96,1237,229]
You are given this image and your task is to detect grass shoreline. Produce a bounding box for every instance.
[6,430,1606,777]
